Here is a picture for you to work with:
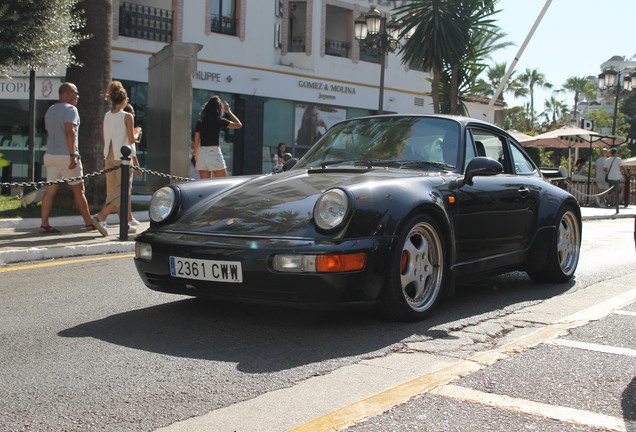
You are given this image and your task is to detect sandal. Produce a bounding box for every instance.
[91,215,109,237]
[39,225,61,234]
[84,224,97,231]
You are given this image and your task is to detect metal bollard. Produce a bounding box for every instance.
[119,145,132,241]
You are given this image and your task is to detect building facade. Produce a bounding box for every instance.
[577,54,636,132]
[1,0,496,181]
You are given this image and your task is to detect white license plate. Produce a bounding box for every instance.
[169,256,243,283]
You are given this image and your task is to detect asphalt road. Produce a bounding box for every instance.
[0,218,634,432]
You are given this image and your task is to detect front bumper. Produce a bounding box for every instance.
[134,230,394,309]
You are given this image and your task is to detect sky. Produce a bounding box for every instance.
[486,0,635,114]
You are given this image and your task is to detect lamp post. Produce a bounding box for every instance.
[597,69,636,135]
[354,6,403,114]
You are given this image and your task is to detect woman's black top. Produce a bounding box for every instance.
[196,117,231,147]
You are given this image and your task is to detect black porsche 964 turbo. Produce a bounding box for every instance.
[134,115,581,321]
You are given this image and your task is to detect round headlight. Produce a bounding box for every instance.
[313,188,350,231]
[149,186,177,223]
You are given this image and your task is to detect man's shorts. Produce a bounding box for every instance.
[196,146,227,171]
[44,153,84,185]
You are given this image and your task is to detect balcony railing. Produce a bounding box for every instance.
[360,49,381,64]
[289,36,306,52]
[119,2,173,43]
[325,39,350,58]
[211,14,237,35]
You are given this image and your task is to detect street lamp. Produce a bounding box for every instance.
[354,6,404,114]
[597,68,636,135]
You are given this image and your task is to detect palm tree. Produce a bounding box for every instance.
[562,76,596,122]
[541,95,569,127]
[65,0,112,205]
[439,27,512,115]
[475,61,528,103]
[395,0,499,114]
[514,68,552,127]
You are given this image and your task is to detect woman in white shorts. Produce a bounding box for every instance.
[192,96,242,178]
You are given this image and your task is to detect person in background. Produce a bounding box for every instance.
[193,96,242,178]
[91,81,142,237]
[573,158,587,175]
[39,82,94,234]
[594,148,609,207]
[272,142,287,171]
[604,148,628,211]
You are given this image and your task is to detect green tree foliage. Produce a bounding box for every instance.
[474,61,528,103]
[562,76,596,117]
[503,105,531,132]
[620,92,636,144]
[395,0,499,114]
[514,68,552,127]
[438,28,511,115]
[540,95,569,128]
[0,0,85,76]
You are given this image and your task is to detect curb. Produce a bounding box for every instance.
[0,241,135,265]
[0,211,149,229]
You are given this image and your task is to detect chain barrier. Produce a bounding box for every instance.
[0,164,196,191]
[133,166,196,182]
[563,178,614,199]
[0,165,122,190]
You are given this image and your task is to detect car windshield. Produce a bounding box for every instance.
[293,116,461,171]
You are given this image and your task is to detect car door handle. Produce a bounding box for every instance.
[518,186,529,198]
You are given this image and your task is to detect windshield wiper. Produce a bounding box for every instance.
[398,160,455,170]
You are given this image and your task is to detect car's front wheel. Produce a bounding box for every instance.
[527,206,581,283]
[380,214,446,322]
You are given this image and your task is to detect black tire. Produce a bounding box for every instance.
[527,206,581,283]
[380,214,446,322]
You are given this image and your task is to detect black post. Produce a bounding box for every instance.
[28,69,36,182]
[378,47,386,115]
[611,82,620,135]
[1,163,12,195]
[119,145,132,241]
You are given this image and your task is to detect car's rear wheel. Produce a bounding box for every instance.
[380,214,446,322]
[527,206,581,283]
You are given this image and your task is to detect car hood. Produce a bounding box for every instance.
[165,168,443,237]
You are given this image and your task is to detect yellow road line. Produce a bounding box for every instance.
[432,384,635,432]
[0,254,134,273]
[288,287,636,432]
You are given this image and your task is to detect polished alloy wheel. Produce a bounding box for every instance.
[399,221,444,312]
[557,210,580,276]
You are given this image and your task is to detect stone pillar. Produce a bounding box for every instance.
[146,42,202,191]
[233,95,265,175]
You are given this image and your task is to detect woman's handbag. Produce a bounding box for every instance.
[605,157,616,182]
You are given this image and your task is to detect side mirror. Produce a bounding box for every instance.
[282,157,298,172]
[462,156,503,186]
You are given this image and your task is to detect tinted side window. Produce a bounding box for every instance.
[509,143,536,174]
[470,130,508,172]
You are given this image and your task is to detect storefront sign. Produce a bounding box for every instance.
[298,80,357,97]
[195,70,222,82]
[0,77,60,100]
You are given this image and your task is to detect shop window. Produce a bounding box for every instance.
[288,2,307,53]
[324,5,350,58]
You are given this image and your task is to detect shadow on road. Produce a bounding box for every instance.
[58,271,573,374]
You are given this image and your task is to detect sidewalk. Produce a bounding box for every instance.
[0,205,634,266]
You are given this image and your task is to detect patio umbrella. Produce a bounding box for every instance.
[623,156,636,167]
[522,125,633,198]
[521,125,605,149]
[507,129,533,143]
